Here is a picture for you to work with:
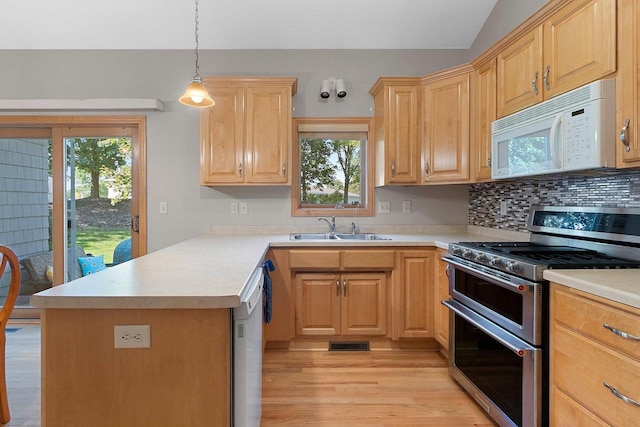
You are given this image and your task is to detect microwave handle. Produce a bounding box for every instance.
[549,112,563,168]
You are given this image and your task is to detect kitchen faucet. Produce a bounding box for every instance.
[318,216,336,233]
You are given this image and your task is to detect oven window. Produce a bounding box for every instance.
[455,314,523,425]
[453,269,522,324]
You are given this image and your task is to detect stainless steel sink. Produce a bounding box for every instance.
[333,233,391,240]
[289,233,338,240]
[289,232,390,241]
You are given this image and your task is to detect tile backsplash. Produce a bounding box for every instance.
[469,172,640,232]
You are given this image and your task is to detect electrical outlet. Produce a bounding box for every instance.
[378,201,390,214]
[239,202,248,215]
[500,201,508,216]
[402,200,412,214]
[159,202,168,214]
[230,202,239,214]
[114,325,151,349]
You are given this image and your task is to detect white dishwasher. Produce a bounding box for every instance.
[233,266,263,427]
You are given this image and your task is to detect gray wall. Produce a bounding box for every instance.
[0,0,543,252]
[469,0,548,59]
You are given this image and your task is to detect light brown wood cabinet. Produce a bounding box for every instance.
[392,250,435,339]
[289,248,394,338]
[370,78,422,185]
[550,283,640,426]
[433,249,450,351]
[295,272,387,336]
[616,0,640,168]
[200,77,297,185]
[497,0,616,118]
[471,59,496,182]
[422,68,471,183]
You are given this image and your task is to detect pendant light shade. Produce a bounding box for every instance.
[179,0,214,108]
[179,78,214,107]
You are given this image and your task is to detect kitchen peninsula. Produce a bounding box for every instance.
[32,229,508,427]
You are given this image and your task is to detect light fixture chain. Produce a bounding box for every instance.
[194,0,200,79]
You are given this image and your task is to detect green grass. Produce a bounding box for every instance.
[75,228,130,264]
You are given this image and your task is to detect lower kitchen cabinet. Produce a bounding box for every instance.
[550,283,640,426]
[393,250,435,339]
[295,272,386,336]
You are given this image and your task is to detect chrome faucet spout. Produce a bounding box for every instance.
[318,216,336,233]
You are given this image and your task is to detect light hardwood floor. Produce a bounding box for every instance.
[3,325,495,426]
[262,349,496,426]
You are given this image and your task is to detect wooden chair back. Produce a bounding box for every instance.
[0,246,21,423]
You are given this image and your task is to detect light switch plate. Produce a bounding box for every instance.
[402,200,411,214]
[378,201,390,214]
[239,202,248,215]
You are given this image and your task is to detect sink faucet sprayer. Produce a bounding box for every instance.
[318,216,336,233]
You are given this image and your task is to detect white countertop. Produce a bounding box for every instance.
[544,269,640,310]
[31,230,514,310]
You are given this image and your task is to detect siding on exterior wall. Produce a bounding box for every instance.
[0,138,50,258]
[469,172,640,231]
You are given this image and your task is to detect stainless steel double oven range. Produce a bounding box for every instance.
[443,205,640,427]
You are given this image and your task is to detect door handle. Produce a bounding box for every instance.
[543,65,551,91]
[620,119,631,152]
[343,279,347,297]
[131,215,140,233]
[336,280,340,297]
[531,71,539,95]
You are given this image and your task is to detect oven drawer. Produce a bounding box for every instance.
[552,324,640,426]
[552,285,640,361]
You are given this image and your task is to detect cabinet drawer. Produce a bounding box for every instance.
[342,250,394,270]
[553,325,640,426]
[552,388,608,427]
[553,287,640,360]
[289,250,340,270]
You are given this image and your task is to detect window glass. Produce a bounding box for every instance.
[292,118,374,217]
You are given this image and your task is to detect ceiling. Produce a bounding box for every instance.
[2,0,497,50]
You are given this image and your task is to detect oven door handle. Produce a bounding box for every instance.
[443,256,535,294]
[443,299,537,357]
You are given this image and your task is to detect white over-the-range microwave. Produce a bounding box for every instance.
[491,79,616,180]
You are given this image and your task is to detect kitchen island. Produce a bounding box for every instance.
[31,228,520,427]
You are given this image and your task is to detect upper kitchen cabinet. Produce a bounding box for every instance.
[497,0,616,118]
[471,59,497,182]
[370,78,422,186]
[422,66,471,183]
[200,77,297,185]
[616,0,640,168]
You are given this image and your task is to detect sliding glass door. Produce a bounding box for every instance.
[0,117,147,317]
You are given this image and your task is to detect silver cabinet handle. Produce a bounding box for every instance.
[531,71,539,95]
[391,162,395,177]
[543,65,551,91]
[282,162,286,177]
[603,382,640,407]
[425,161,429,176]
[336,280,340,297]
[620,119,631,153]
[343,279,347,297]
[487,157,491,167]
[238,162,243,177]
[603,323,640,341]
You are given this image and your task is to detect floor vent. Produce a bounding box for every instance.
[328,341,370,351]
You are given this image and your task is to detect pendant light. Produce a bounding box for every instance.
[179,0,215,108]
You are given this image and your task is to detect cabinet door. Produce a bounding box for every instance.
[386,86,421,184]
[295,273,341,336]
[496,26,543,118]
[423,73,470,183]
[393,251,434,339]
[543,0,616,98]
[342,273,386,336]
[200,86,245,184]
[245,86,291,184]
[472,60,496,181]
[616,0,640,167]
[434,249,450,350]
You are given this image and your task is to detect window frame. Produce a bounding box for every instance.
[291,117,375,217]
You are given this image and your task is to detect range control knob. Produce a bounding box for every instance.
[451,246,462,256]
[462,249,473,258]
[506,261,520,273]
[475,252,487,263]
[489,257,502,267]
